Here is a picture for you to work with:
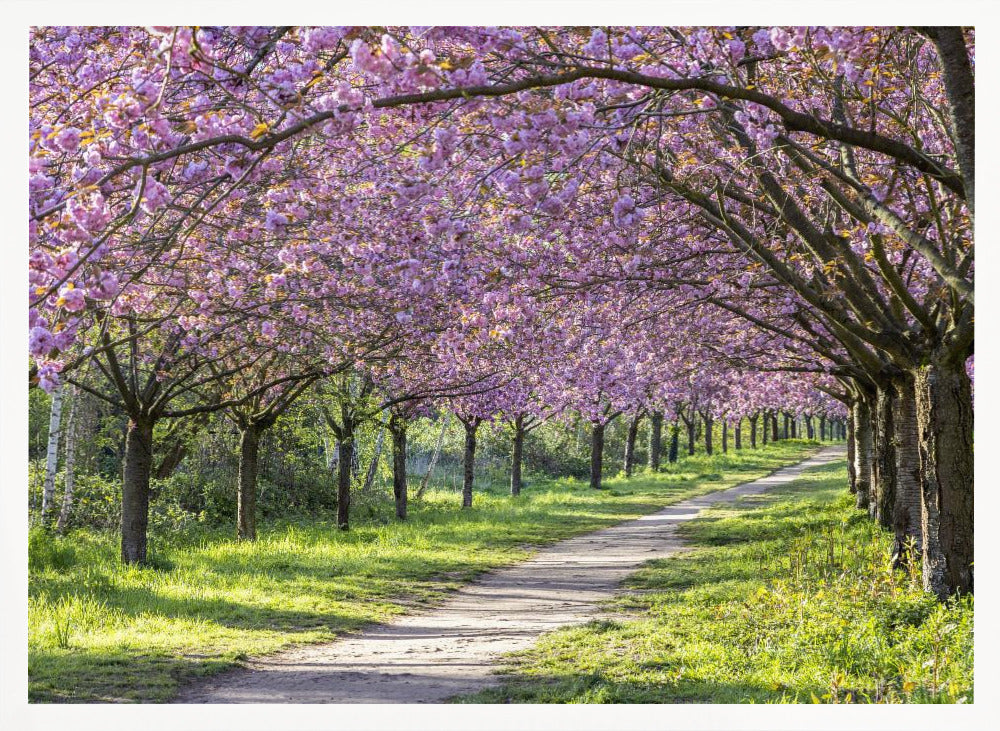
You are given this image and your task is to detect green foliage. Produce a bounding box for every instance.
[29,387,53,461]
[29,527,78,572]
[30,462,121,532]
[458,460,973,704]
[28,441,817,703]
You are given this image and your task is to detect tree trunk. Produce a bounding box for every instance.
[734,421,742,450]
[762,414,768,445]
[121,416,154,564]
[648,411,663,471]
[323,430,336,472]
[362,427,386,494]
[820,415,827,441]
[847,408,857,494]
[336,420,354,530]
[685,417,696,455]
[510,415,525,496]
[40,385,65,524]
[892,375,923,568]
[154,440,188,480]
[590,421,605,490]
[703,413,713,455]
[722,419,728,453]
[771,412,779,442]
[237,423,261,541]
[914,359,974,597]
[871,384,896,529]
[623,411,641,477]
[668,422,679,463]
[806,416,814,440]
[56,387,78,533]
[462,419,478,508]
[750,415,758,448]
[389,415,408,520]
[852,397,873,512]
[790,413,797,439]
[417,414,449,498]
[783,413,790,440]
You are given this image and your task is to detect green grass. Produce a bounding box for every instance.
[456,458,973,704]
[28,440,820,703]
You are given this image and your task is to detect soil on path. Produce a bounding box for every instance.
[176,446,845,704]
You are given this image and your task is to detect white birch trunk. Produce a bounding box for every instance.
[362,427,385,493]
[417,414,450,498]
[56,387,78,532]
[40,385,64,525]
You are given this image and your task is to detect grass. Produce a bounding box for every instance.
[456,458,974,704]
[28,440,820,703]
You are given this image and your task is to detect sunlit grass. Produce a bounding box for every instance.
[28,440,819,702]
[457,459,973,704]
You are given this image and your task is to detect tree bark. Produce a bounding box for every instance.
[590,421,605,489]
[648,411,663,471]
[510,414,525,496]
[154,441,188,480]
[852,397,873,512]
[805,416,814,440]
[40,385,64,524]
[722,419,728,453]
[389,415,408,520]
[336,418,355,529]
[734,421,742,450]
[623,411,641,477]
[56,387,78,533]
[685,415,696,455]
[121,416,154,564]
[847,408,857,494]
[462,419,478,507]
[891,374,923,568]
[871,383,896,529]
[668,422,679,463]
[703,413,714,455]
[237,423,261,541]
[750,414,758,448]
[914,359,974,597]
[771,411,779,442]
[820,415,827,441]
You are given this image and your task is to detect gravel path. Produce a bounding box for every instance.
[176,446,844,704]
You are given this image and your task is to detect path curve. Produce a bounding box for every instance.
[177,446,844,704]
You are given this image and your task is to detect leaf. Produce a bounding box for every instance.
[250,122,270,140]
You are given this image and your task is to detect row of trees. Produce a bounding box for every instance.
[34,335,847,538]
[33,367,846,546]
[29,26,972,597]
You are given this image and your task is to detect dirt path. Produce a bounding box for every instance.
[176,446,844,704]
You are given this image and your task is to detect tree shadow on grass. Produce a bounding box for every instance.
[30,644,256,703]
[452,671,818,704]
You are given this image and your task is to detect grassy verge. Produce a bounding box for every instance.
[457,458,973,704]
[28,440,819,703]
